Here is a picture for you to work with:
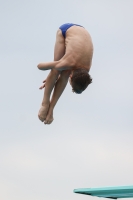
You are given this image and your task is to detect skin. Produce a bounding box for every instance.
[37,25,93,124]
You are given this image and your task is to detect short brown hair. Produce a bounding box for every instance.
[71,69,92,94]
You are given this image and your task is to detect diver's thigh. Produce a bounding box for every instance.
[54,29,65,61]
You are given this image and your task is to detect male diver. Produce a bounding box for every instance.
[37,23,93,124]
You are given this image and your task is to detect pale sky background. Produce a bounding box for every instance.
[0,0,133,200]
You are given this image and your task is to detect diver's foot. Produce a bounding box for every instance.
[44,110,54,125]
[38,103,50,122]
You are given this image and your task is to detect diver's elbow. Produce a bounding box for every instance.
[37,63,41,70]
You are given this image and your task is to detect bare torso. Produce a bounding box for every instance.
[63,26,93,71]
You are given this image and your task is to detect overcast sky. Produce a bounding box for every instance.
[0,0,133,200]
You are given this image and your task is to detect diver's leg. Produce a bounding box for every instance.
[44,29,70,124]
[38,69,60,122]
[44,70,71,124]
[38,29,66,122]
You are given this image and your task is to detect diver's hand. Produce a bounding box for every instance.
[39,79,46,89]
[39,75,60,90]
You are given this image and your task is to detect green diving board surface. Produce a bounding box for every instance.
[74,186,133,199]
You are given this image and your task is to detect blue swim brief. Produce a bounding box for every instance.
[59,23,83,38]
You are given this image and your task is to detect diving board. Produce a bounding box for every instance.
[74,185,133,199]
